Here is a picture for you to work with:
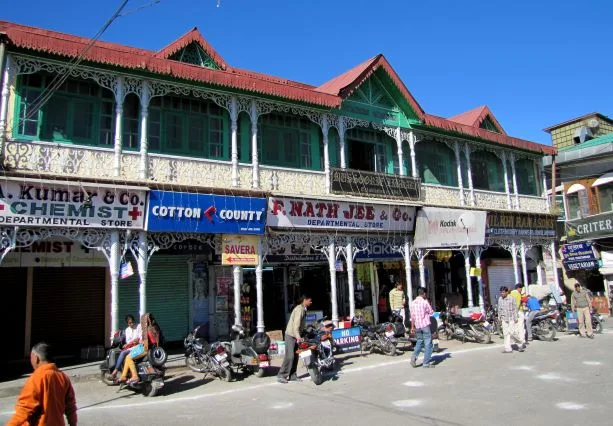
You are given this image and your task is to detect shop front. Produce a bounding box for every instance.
[266,195,416,326]
[0,177,147,359]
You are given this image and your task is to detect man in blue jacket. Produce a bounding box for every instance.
[525,295,542,341]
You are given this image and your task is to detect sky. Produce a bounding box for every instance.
[2,0,612,145]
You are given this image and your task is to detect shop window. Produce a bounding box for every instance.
[415,140,457,186]
[597,183,613,213]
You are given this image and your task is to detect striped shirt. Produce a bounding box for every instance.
[410,296,434,330]
[389,288,405,311]
[498,295,517,322]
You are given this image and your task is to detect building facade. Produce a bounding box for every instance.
[0,21,557,360]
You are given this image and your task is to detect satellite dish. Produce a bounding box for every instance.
[588,118,600,129]
[458,212,475,229]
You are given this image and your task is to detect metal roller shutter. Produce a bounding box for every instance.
[486,265,517,307]
[31,267,105,356]
[146,255,190,342]
[2,268,27,361]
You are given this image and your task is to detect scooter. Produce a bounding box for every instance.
[100,331,167,397]
[221,325,271,378]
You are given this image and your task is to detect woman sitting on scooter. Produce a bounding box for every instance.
[111,314,141,378]
[118,313,161,384]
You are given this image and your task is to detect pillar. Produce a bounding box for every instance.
[464,144,475,206]
[502,152,512,209]
[255,237,265,332]
[283,266,289,323]
[409,131,418,179]
[510,153,520,210]
[137,231,148,317]
[230,96,239,187]
[520,241,529,289]
[0,54,13,161]
[250,100,259,188]
[328,240,339,326]
[339,117,347,168]
[536,260,544,285]
[113,76,125,177]
[417,248,426,288]
[232,265,242,326]
[474,249,484,311]
[369,262,378,324]
[454,141,465,206]
[511,241,520,284]
[551,241,560,292]
[322,115,330,193]
[109,230,121,342]
[540,161,550,209]
[403,236,413,301]
[396,127,404,176]
[346,239,356,319]
[464,249,474,308]
[138,81,151,179]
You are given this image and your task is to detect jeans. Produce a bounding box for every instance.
[114,349,129,373]
[411,327,433,367]
[526,311,538,340]
[277,334,299,378]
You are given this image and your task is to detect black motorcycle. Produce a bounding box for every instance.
[353,316,397,356]
[184,325,233,382]
[100,331,167,397]
[529,309,557,341]
[553,304,604,334]
[439,310,492,344]
[221,325,271,378]
[296,320,336,385]
[486,306,503,338]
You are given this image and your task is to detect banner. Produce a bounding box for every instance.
[0,240,107,267]
[486,212,556,238]
[221,234,260,266]
[561,242,599,271]
[330,168,421,201]
[0,178,146,229]
[147,191,266,234]
[566,212,613,242]
[414,207,486,248]
[267,197,415,232]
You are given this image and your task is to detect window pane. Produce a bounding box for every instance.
[166,115,183,150]
[567,194,581,219]
[283,132,297,165]
[42,97,69,141]
[598,185,613,213]
[188,116,206,152]
[18,89,40,137]
[73,101,94,139]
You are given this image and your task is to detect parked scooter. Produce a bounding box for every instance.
[221,325,271,378]
[184,325,233,381]
[296,320,336,385]
[100,331,167,397]
[439,309,492,344]
[529,309,558,341]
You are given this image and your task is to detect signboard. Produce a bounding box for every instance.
[414,207,486,248]
[0,178,146,229]
[561,242,599,271]
[566,212,613,242]
[330,168,421,201]
[267,197,415,232]
[331,327,362,354]
[0,239,107,267]
[486,212,556,238]
[147,191,266,234]
[221,234,260,266]
[264,240,404,263]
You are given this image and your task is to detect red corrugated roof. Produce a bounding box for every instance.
[448,105,506,135]
[0,20,555,155]
[154,27,227,71]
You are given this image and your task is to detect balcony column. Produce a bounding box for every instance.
[409,131,418,178]
[511,241,521,284]
[328,240,339,326]
[539,160,550,209]
[454,141,465,206]
[502,151,512,209]
[321,114,330,193]
[108,230,121,343]
[346,238,356,319]
[249,100,260,189]
[395,127,405,176]
[550,241,561,291]
[112,77,125,177]
[255,236,265,332]
[510,152,520,210]
[463,144,475,206]
[233,266,242,326]
[230,96,239,187]
[404,236,413,302]
[474,248,485,311]
[339,117,347,169]
[520,241,529,293]
[0,54,14,162]
[138,81,151,180]
[463,249,474,308]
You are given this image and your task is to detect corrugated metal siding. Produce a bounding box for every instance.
[147,256,190,342]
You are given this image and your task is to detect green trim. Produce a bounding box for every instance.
[480,116,501,133]
[169,43,221,70]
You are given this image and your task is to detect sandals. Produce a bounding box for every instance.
[126,378,140,385]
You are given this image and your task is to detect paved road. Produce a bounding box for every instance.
[1,332,612,426]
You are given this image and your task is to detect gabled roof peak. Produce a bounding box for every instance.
[155,27,227,70]
[448,105,506,135]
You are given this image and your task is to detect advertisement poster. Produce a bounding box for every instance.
[190,262,209,333]
[216,276,231,296]
[221,234,260,266]
[414,207,486,248]
[215,296,228,312]
[486,212,556,238]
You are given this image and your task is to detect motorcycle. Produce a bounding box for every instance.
[184,325,233,382]
[439,310,492,344]
[353,317,397,356]
[486,306,503,338]
[221,325,271,378]
[296,320,336,385]
[553,304,603,334]
[529,309,558,341]
[100,331,167,397]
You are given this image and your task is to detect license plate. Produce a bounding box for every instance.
[215,353,227,362]
[221,360,229,367]
[259,361,270,367]
[299,349,312,359]
[483,321,490,327]
[385,331,394,338]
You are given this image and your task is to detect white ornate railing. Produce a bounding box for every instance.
[421,184,463,207]
[146,153,232,187]
[260,165,326,196]
[518,195,549,214]
[473,189,509,210]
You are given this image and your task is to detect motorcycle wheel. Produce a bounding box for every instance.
[308,366,323,385]
[477,329,492,344]
[382,341,397,356]
[593,318,603,334]
[142,382,158,397]
[538,321,556,341]
[254,366,266,378]
[218,366,233,382]
[185,353,204,373]
[100,371,116,386]
[360,336,372,353]
[439,326,453,340]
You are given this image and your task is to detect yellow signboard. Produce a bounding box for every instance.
[221,234,260,266]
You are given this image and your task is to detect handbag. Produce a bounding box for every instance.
[129,343,145,358]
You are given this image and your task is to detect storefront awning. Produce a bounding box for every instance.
[566,183,586,194]
[592,172,613,187]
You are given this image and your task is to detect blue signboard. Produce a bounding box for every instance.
[146,191,266,235]
[561,242,599,271]
[331,327,362,353]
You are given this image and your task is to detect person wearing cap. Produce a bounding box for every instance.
[571,283,594,339]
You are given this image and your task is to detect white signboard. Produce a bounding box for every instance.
[0,178,146,229]
[414,207,486,248]
[1,239,107,267]
[267,197,415,232]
